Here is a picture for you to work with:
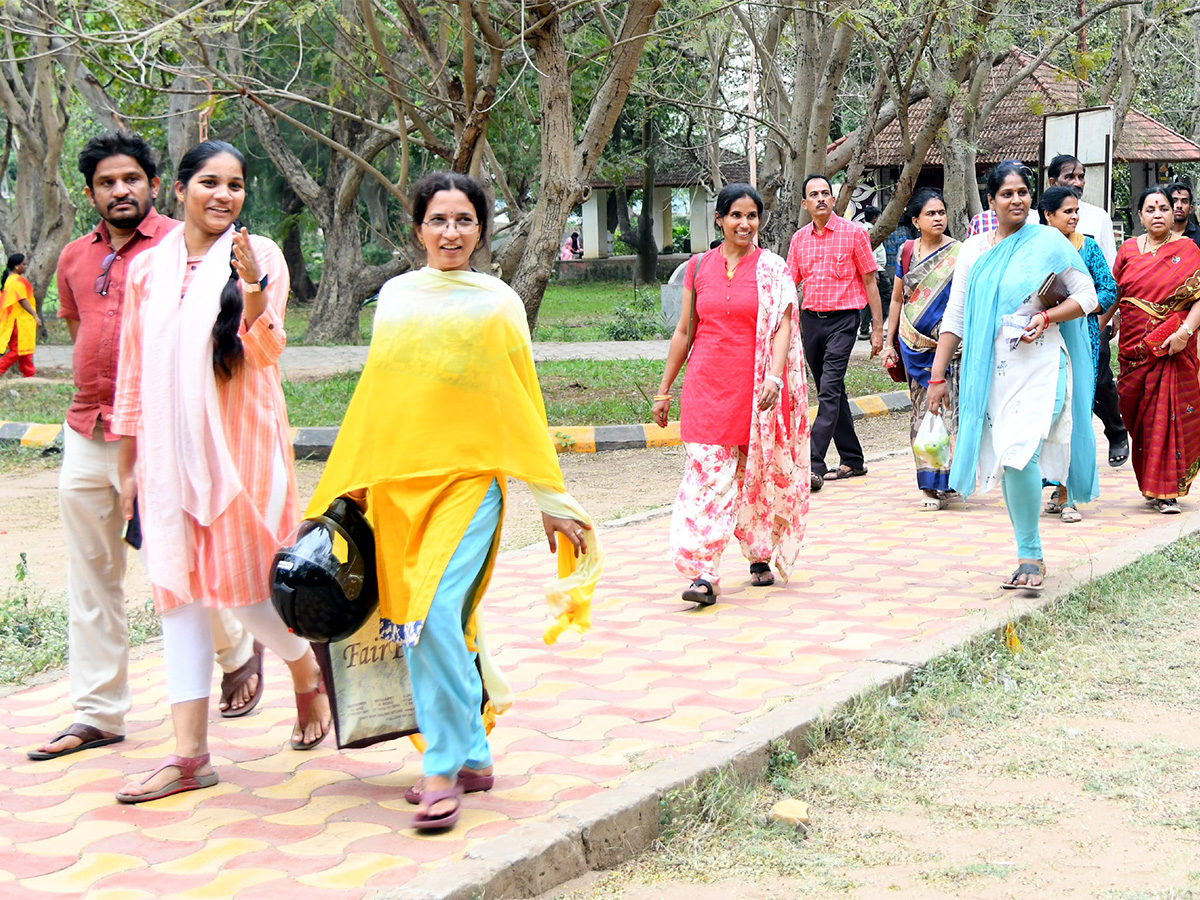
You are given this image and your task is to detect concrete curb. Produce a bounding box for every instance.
[368,511,1200,900]
[0,390,913,459]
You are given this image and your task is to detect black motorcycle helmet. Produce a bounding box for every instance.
[271,497,378,642]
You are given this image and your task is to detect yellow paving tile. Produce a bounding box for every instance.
[296,852,407,889]
[278,822,392,857]
[518,680,579,701]
[142,807,255,842]
[236,753,319,774]
[263,794,368,825]
[22,853,142,894]
[162,868,283,899]
[18,820,136,857]
[252,768,353,800]
[15,791,118,824]
[651,707,731,733]
[155,838,270,875]
[391,806,506,840]
[829,631,892,651]
[490,774,589,802]
[15,767,124,796]
[125,781,239,813]
[548,715,631,741]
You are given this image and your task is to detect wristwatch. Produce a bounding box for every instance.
[765,374,784,389]
[243,273,269,293]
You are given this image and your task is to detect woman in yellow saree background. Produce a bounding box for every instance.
[0,253,40,377]
[307,172,602,832]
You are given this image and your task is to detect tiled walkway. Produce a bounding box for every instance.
[0,443,1185,898]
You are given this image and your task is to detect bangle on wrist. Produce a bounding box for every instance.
[1182,323,1195,338]
[928,378,946,385]
[765,374,783,389]
[653,394,671,402]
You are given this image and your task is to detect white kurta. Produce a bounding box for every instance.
[943,229,1099,493]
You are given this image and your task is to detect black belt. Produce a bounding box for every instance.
[801,308,858,319]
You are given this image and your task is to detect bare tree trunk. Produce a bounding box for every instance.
[0,2,76,316]
[281,182,318,304]
[508,0,662,328]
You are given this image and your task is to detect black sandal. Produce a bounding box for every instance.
[1001,561,1045,593]
[1108,438,1129,468]
[749,562,775,586]
[681,578,717,607]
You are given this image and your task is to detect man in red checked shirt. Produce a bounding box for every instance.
[786,174,883,493]
[27,133,262,761]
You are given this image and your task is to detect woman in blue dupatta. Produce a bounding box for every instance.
[881,188,961,510]
[927,162,1100,592]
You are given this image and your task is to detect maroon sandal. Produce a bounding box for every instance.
[290,675,331,750]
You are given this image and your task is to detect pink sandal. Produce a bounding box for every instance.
[404,770,494,804]
[115,753,218,804]
[413,785,462,832]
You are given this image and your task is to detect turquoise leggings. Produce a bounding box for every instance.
[1000,355,1067,560]
[403,479,501,779]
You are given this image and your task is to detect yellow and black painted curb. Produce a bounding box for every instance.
[1,391,912,459]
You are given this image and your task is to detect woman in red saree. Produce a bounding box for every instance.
[1111,185,1200,513]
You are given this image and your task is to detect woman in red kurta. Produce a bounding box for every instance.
[652,184,809,605]
[111,141,330,804]
[1111,185,1200,513]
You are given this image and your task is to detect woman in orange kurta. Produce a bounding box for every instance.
[0,253,40,377]
[111,140,330,803]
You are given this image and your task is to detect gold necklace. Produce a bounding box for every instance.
[1145,234,1171,255]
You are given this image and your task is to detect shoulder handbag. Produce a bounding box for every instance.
[682,253,703,357]
[884,241,912,383]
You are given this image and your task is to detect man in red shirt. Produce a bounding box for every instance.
[29,133,262,760]
[786,174,883,491]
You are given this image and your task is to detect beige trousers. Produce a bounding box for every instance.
[59,424,254,734]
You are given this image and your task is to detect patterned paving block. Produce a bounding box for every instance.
[0,426,1187,897]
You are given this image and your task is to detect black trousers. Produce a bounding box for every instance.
[802,308,864,475]
[859,272,891,336]
[1094,324,1126,444]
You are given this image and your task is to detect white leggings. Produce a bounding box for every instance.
[160,441,308,704]
[161,599,310,702]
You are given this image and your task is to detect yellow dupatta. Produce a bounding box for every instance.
[306,267,602,651]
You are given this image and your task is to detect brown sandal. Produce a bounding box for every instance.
[290,675,331,750]
[219,640,264,718]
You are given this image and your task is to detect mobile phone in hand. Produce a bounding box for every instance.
[123,497,143,550]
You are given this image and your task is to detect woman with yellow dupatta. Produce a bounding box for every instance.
[307,172,602,833]
[880,189,961,510]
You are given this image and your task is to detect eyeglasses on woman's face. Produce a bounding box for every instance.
[422,216,479,233]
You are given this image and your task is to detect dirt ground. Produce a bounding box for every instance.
[0,413,911,598]
[540,575,1200,900]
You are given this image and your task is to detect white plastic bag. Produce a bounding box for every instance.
[913,411,952,469]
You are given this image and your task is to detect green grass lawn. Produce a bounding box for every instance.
[533,282,649,342]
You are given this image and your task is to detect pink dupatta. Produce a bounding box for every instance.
[735,250,809,580]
